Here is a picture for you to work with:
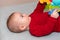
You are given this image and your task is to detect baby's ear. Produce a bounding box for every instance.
[19,25,27,31]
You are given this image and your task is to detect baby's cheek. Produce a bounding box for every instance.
[22,18,28,24]
[22,17,29,26]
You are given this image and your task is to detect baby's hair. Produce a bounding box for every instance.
[7,12,21,33]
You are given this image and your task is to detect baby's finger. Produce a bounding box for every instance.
[53,9,58,13]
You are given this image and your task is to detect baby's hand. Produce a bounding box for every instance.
[50,9,59,19]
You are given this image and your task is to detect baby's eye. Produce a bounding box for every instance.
[20,15,23,18]
[22,15,23,17]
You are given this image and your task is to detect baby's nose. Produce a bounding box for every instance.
[22,14,28,17]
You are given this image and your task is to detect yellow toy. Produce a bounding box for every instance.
[39,0,51,4]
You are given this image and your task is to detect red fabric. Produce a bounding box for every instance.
[29,2,57,37]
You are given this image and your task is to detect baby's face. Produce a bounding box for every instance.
[8,12,31,32]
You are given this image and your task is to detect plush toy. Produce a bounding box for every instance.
[40,0,60,14]
[51,0,60,6]
[49,0,60,15]
[49,0,60,10]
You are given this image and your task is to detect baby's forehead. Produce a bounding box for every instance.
[11,12,23,18]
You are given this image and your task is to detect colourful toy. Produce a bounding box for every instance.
[49,0,60,10]
[49,0,60,15]
[51,0,60,6]
[40,0,60,14]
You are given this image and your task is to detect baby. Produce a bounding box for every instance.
[7,2,59,37]
[7,12,31,32]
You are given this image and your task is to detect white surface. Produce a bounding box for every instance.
[0,2,60,40]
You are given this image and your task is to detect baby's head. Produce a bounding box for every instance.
[7,12,31,33]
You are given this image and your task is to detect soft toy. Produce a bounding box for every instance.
[40,0,60,14]
[49,0,60,15]
[49,0,60,10]
[51,0,60,6]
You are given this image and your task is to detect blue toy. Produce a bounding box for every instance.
[51,0,60,6]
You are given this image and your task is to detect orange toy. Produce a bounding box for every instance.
[39,0,52,4]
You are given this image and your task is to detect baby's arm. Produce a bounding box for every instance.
[33,2,46,13]
[30,2,46,16]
